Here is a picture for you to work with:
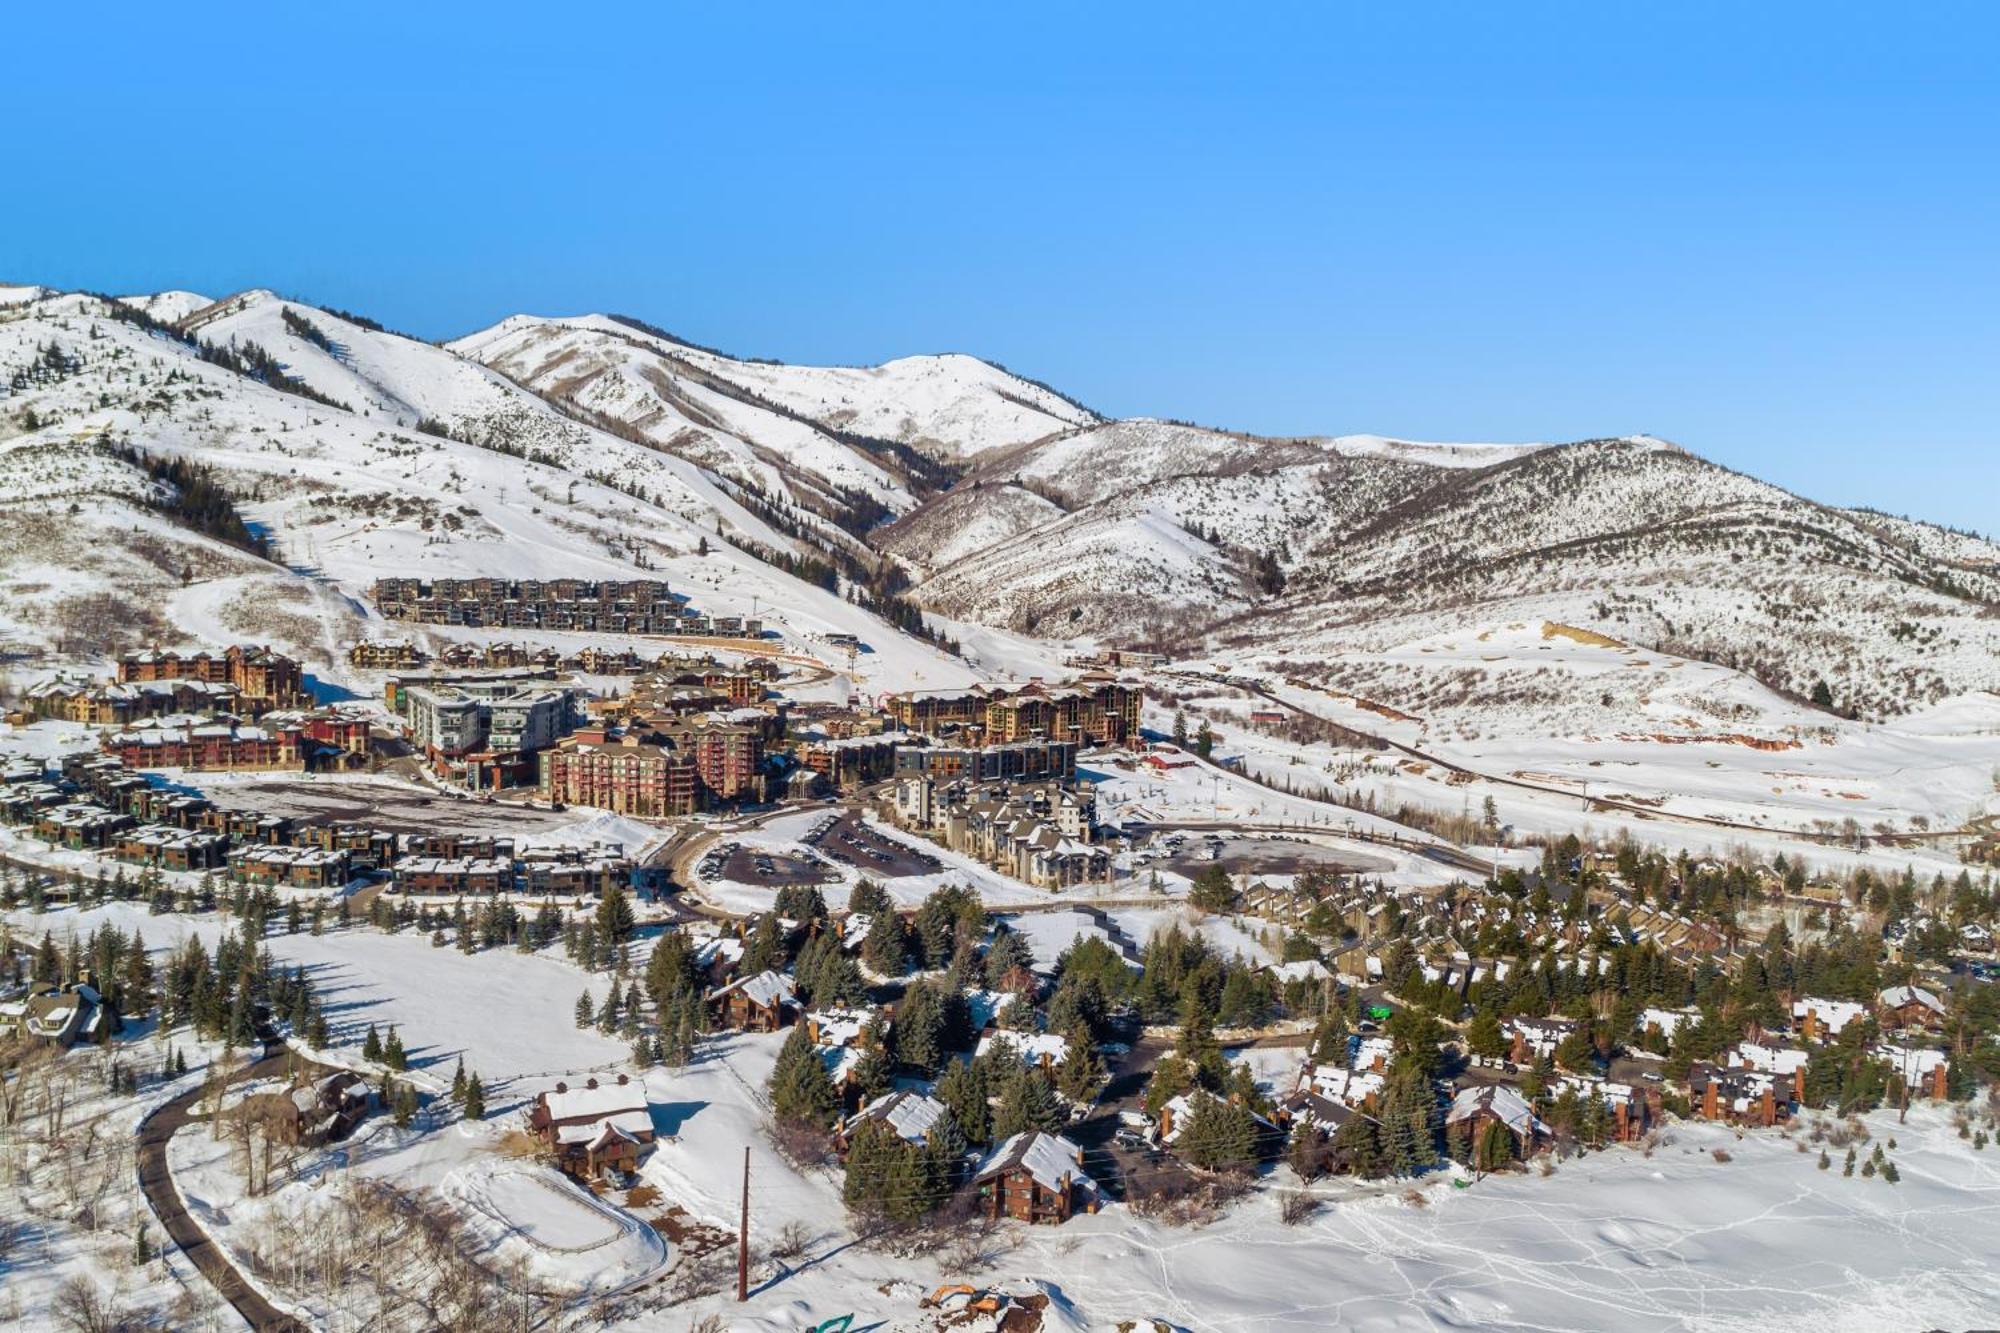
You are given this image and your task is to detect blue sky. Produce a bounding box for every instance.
[7,4,1996,532]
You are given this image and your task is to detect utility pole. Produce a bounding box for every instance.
[737,1144,750,1302]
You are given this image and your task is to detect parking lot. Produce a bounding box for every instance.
[803,810,941,878]
[698,839,836,887]
[193,776,587,838]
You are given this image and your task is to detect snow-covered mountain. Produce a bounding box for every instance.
[0,287,980,696]
[0,279,1991,729]
[890,421,2000,722]
[447,313,1095,536]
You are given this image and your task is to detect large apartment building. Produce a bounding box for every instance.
[116,645,308,710]
[399,676,587,788]
[539,719,769,814]
[885,674,1141,748]
[105,721,305,772]
[370,578,689,634]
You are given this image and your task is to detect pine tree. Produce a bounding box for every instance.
[1057,1027,1104,1103]
[383,1027,408,1071]
[1333,1111,1385,1178]
[595,882,636,945]
[575,990,595,1028]
[463,1074,485,1121]
[768,1024,838,1127]
[1288,1124,1324,1182]
[450,1057,467,1105]
[1179,1092,1258,1172]
[993,1065,1063,1139]
[934,1058,990,1145]
[862,909,909,977]
[361,1023,382,1063]
[1310,1010,1350,1064]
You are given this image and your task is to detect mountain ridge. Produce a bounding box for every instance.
[0,281,1990,730]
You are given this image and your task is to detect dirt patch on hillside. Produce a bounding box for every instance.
[1541,621,1626,648]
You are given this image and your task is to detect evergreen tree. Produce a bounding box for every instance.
[983,925,1034,989]
[361,1023,382,1063]
[463,1074,486,1121]
[768,1024,838,1127]
[1056,1026,1104,1103]
[595,882,636,944]
[1333,1111,1385,1178]
[934,1057,991,1145]
[862,908,909,976]
[993,1065,1063,1139]
[1177,1092,1258,1172]
[575,989,595,1028]
[1310,1010,1350,1064]
[450,1056,467,1105]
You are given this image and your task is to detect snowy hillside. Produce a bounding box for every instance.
[1,275,1991,732]
[448,313,1094,539]
[0,288,978,694]
[899,423,1999,722]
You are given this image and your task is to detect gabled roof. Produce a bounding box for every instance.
[847,1090,951,1145]
[709,969,798,1010]
[973,1131,1094,1195]
[1446,1083,1548,1138]
[1878,984,1944,1014]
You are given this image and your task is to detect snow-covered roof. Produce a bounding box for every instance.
[710,969,797,1010]
[963,989,1017,1030]
[1793,996,1866,1035]
[848,1090,950,1145]
[1446,1083,1548,1138]
[808,1008,876,1047]
[540,1078,650,1142]
[973,1131,1094,1195]
[1733,1040,1810,1075]
[976,1030,1070,1067]
[1878,984,1944,1014]
[1871,1043,1949,1086]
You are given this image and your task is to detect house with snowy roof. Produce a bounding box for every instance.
[1872,1042,1951,1099]
[1446,1083,1549,1160]
[528,1074,655,1179]
[1876,984,1947,1032]
[1687,1061,1791,1126]
[1728,1039,1810,1103]
[1505,1015,1580,1063]
[971,1131,1098,1224]
[1552,1073,1655,1142]
[836,1090,954,1155]
[1641,1006,1700,1041]
[708,969,799,1032]
[1792,996,1867,1043]
[0,981,111,1047]
[975,1029,1071,1072]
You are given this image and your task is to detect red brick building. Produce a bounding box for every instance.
[106,722,304,772]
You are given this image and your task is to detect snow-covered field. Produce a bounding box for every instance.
[5,900,631,1087]
[645,1103,2000,1331]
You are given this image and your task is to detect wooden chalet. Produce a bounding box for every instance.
[970,1131,1099,1225]
[1876,984,1947,1033]
[1445,1083,1550,1162]
[707,970,799,1032]
[528,1074,655,1179]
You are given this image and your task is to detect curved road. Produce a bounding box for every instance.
[136,1038,323,1333]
